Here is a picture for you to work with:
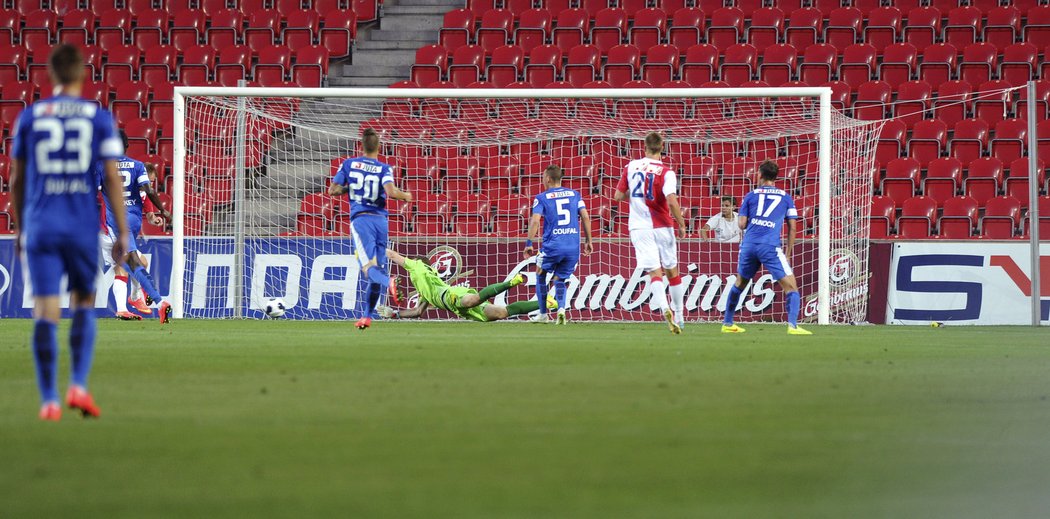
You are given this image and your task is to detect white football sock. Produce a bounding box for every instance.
[650,276,669,311]
[669,276,686,322]
[113,276,129,312]
[130,278,142,301]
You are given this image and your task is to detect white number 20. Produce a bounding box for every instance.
[346,171,381,203]
[33,118,92,174]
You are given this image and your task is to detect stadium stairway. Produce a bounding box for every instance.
[335,0,460,87]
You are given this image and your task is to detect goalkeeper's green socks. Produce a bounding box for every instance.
[505,300,540,316]
[479,280,513,301]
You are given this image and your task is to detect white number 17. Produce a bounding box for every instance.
[755,194,782,218]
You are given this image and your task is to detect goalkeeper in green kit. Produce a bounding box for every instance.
[376,248,556,322]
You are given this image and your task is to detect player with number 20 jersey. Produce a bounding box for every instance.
[329,128,412,329]
[614,132,688,334]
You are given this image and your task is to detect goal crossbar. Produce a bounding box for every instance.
[172,86,835,323]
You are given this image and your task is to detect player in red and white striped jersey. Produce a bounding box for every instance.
[613,132,688,334]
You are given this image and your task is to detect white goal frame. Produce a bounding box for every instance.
[172,86,835,323]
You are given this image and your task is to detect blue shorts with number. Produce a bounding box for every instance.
[738,244,793,282]
[25,231,100,296]
[538,249,579,279]
[350,213,388,272]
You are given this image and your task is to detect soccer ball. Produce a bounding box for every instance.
[264,298,286,318]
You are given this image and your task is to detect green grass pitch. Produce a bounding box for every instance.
[1,320,1048,518]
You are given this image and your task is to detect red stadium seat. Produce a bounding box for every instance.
[958,43,996,87]
[515,9,552,52]
[991,119,1027,164]
[525,44,562,88]
[591,8,628,54]
[486,45,524,88]
[875,119,906,169]
[1004,158,1046,208]
[292,46,329,88]
[908,120,946,168]
[964,157,1004,206]
[707,7,744,50]
[439,8,474,51]
[552,9,588,53]
[1024,5,1050,49]
[895,80,932,127]
[923,157,963,207]
[881,158,921,207]
[838,44,877,90]
[799,44,836,86]
[604,44,642,88]
[448,45,484,88]
[630,8,667,51]
[879,43,918,88]
[984,6,1021,50]
[903,7,940,49]
[938,196,978,238]
[747,7,784,49]
[319,9,356,58]
[981,196,1022,239]
[681,44,718,87]
[643,44,680,87]
[950,119,989,165]
[974,80,1013,126]
[853,81,891,121]
[411,45,447,86]
[867,195,896,239]
[897,196,936,239]
[785,7,821,50]
[1021,196,1050,239]
[932,80,973,129]
[824,7,862,51]
[999,43,1037,87]
[579,0,607,17]
[864,7,902,52]
[565,44,601,88]
[918,43,957,87]
[720,44,757,87]
[944,6,981,48]
[668,7,703,49]
[477,9,513,54]
[758,44,796,87]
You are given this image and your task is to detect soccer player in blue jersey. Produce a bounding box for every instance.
[722,160,812,335]
[523,165,593,324]
[99,130,172,321]
[328,128,412,329]
[9,45,129,420]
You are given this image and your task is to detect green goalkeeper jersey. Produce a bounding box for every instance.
[401,258,490,322]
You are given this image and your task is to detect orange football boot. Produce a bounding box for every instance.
[65,386,100,418]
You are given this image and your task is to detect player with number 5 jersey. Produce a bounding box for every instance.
[721,160,811,335]
[328,128,412,329]
[613,132,688,334]
[524,165,593,324]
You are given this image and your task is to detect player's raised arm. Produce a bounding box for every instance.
[140,170,171,221]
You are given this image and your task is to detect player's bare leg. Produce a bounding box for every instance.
[779,275,811,335]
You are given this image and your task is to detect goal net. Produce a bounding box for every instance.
[172,87,884,324]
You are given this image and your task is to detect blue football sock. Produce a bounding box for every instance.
[554,278,567,312]
[786,291,801,327]
[723,284,744,325]
[366,281,386,315]
[32,320,59,404]
[535,273,549,314]
[69,308,97,389]
[131,266,162,303]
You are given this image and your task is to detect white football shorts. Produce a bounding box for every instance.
[629,227,678,272]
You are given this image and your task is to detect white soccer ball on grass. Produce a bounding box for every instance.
[265,298,287,318]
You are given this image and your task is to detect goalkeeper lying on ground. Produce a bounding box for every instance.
[377,248,555,322]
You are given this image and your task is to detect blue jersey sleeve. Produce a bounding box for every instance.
[96,110,123,160]
[381,164,395,186]
[739,192,754,219]
[333,160,349,186]
[11,108,31,160]
[531,195,544,217]
[784,194,798,220]
[134,161,150,187]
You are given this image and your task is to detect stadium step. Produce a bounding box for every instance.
[351,49,417,66]
[366,30,438,42]
[380,5,453,15]
[355,40,435,51]
[342,64,412,77]
[396,0,462,7]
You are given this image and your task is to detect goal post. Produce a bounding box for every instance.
[172,86,883,324]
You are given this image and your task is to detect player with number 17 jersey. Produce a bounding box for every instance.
[737,185,798,281]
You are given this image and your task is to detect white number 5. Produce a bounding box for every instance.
[33,118,92,174]
[555,198,571,225]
